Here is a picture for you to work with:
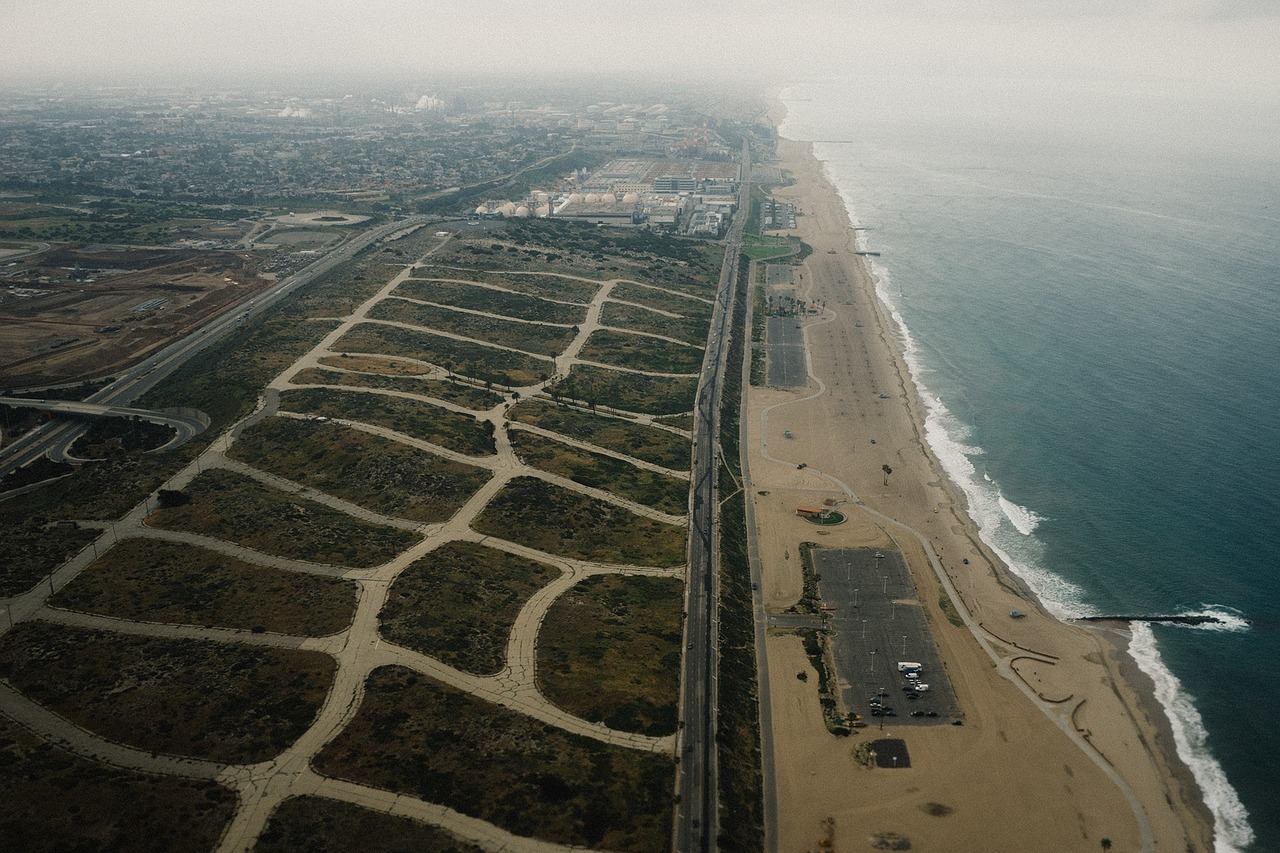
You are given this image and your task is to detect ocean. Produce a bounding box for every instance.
[780,78,1280,853]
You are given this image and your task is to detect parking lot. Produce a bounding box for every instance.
[814,547,961,726]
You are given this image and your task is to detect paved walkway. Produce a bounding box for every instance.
[2,244,706,853]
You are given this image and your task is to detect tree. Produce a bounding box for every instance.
[882,464,893,486]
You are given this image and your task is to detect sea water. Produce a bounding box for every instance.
[781,78,1280,852]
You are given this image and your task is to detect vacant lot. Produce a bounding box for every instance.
[610,282,713,320]
[578,329,703,375]
[471,477,685,567]
[538,575,683,737]
[0,508,99,597]
[0,621,336,764]
[367,298,575,356]
[52,538,358,635]
[313,666,673,852]
[554,364,698,416]
[147,468,418,568]
[278,387,496,456]
[600,300,710,347]
[293,365,504,411]
[336,323,552,387]
[398,278,587,325]
[509,399,690,470]
[380,541,560,675]
[510,430,688,515]
[256,796,484,853]
[231,417,491,523]
[413,265,599,304]
[0,715,237,853]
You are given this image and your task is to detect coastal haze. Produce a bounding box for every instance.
[3,2,1279,852]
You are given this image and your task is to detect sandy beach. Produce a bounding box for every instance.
[745,102,1215,851]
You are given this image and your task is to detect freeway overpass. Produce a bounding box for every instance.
[0,398,208,457]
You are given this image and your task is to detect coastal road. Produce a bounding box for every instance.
[676,142,749,852]
[0,215,426,480]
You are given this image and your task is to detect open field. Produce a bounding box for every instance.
[0,621,335,764]
[509,398,690,470]
[0,714,236,853]
[413,264,599,305]
[537,574,682,736]
[577,329,703,375]
[288,260,399,320]
[609,282,714,318]
[137,315,341,433]
[510,430,688,515]
[554,364,698,415]
[335,323,552,387]
[231,417,491,523]
[397,278,587,325]
[294,364,504,411]
[52,537,358,635]
[600,300,710,347]
[0,246,272,389]
[0,507,99,596]
[312,666,673,852]
[277,387,497,456]
[380,541,560,675]
[471,476,685,567]
[366,298,575,356]
[256,796,484,853]
[147,467,418,567]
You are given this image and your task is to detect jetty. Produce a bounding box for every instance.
[1078,614,1225,627]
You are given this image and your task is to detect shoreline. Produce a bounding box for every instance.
[746,90,1215,851]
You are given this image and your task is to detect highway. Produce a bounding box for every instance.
[0,216,427,480]
[676,141,750,852]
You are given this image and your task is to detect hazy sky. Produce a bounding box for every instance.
[6,0,1278,98]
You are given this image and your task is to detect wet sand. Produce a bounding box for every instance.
[745,101,1214,851]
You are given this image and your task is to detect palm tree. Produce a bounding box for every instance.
[882,464,893,486]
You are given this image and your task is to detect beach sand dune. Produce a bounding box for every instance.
[748,119,1214,852]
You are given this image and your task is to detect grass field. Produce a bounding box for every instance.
[609,282,714,318]
[510,430,688,515]
[554,364,698,416]
[52,538,358,635]
[577,329,703,375]
[277,387,497,456]
[537,575,683,736]
[509,398,690,470]
[312,666,673,852]
[293,365,505,411]
[412,265,600,305]
[147,467,418,568]
[471,477,686,567]
[398,278,587,325]
[230,417,491,523]
[366,298,575,357]
[0,621,335,764]
[600,300,710,347]
[335,323,553,388]
[0,714,237,853]
[380,541,560,675]
[256,797,484,853]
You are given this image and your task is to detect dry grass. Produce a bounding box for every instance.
[256,796,484,853]
[231,417,492,524]
[577,329,703,375]
[313,666,674,852]
[398,278,587,325]
[537,575,683,736]
[471,477,686,567]
[510,429,688,515]
[277,388,497,456]
[380,541,560,676]
[367,298,576,357]
[555,364,698,416]
[147,467,418,568]
[0,714,237,853]
[335,323,552,387]
[0,621,336,764]
[52,537,358,635]
[509,398,690,470]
